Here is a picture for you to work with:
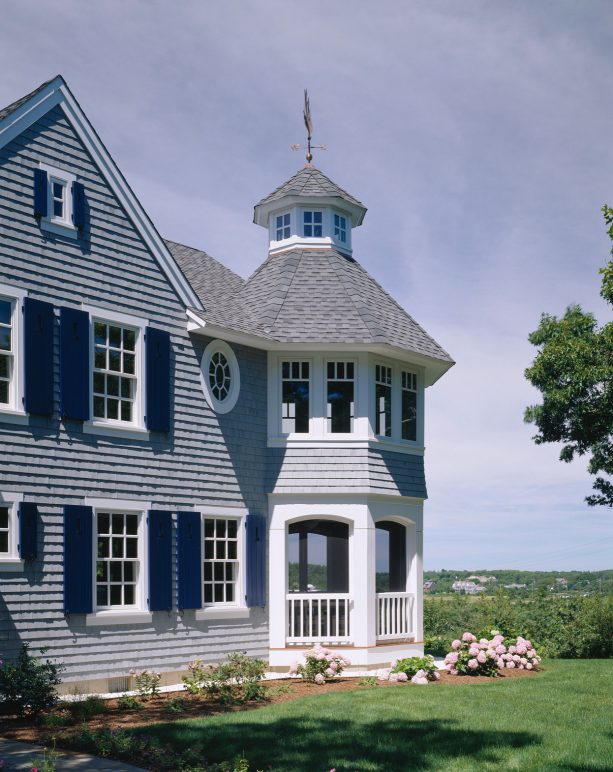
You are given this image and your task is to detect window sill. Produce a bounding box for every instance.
[0,409,29,426]
[194,606,250,621]
[85,611,153,626]
[0,559,25,572]
[83,421,150,441]
[40,219,78,239]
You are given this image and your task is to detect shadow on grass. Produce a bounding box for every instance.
[137,715,540,771]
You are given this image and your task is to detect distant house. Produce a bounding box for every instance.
[0,76,454,692]
[504,583,527,590]
[452,581,485,595]
[423,580,436,593]
[467,575,496,584]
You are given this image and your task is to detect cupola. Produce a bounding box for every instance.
[253,166,367,256]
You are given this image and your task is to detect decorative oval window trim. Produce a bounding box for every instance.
[200,339,240,414]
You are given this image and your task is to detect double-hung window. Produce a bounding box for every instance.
[401,370,418,441]
[327,361,355,433]
[275,213,291,240]
[375,364,392,437]
[281,360,310,433]
[303,211,322,237]
[37,163,78,236]
[0,499,18,561]
[0,296,15,408]
[95,510,143,610]
[203,516,240,605]
[92,319,138,424]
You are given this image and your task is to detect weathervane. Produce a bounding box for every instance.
[291,89,326,166]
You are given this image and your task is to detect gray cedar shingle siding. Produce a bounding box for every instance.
[0,106,269,680]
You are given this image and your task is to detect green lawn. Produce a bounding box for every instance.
[136,660,613,771]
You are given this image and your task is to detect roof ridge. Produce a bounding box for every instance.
[164,238,245,284]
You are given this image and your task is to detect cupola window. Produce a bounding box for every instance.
[334,214,347,243]
[275,213,291,240]
[303,211,322,238]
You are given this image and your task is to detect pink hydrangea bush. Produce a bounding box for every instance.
[445,632,541,676]
[289,645,351,684]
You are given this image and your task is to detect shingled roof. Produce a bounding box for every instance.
[0,76,58,122]
[254,166,367,226]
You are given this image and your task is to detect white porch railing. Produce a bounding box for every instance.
[287,593,352,644]
[376,592,415,640]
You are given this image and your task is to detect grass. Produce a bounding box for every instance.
[132,660,613,771]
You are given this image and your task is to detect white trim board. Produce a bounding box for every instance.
[0,76,202,310]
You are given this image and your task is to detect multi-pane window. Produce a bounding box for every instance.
[334,214,347,243]
[209,350,231,401]
[375,364,392,437]
[0,505,9,554]
[275,213,291,240]
[327,361,354,433]
[96,512,139,608]
[281,361,310,433]
[303,211,322,237]
[93,321,137,423]
[203,517,239,604]
[51,179,66,219]
[402,371,418,441]
[0,298,13,405]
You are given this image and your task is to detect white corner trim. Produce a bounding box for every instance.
[83,421,150,441]
[85,611,153,627]
[85,497,153,511]
[194,606,250,621]
[0,559,25,572]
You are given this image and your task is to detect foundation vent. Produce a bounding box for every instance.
[108,676,131,694]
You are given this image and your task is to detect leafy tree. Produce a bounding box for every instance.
[524,206,613,506]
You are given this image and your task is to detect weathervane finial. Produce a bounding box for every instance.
[291,88,326,167]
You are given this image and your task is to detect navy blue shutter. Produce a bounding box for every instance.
[24,297,54,415]
[33,169,47,220]
[148,510,173,611]
[63,505,93,614]
[18,502,38,561]
[60,307,90,420]
[145,327,171,432]
[72,181,86,231]
[177,511,202,609]
[246,514,266,607]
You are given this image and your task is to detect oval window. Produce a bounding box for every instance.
[200,340,240,413]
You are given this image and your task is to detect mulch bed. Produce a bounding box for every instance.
[0,668,541,746]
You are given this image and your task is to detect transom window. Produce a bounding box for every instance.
[51,179,66,220]
[334,214,347,243]
[0,506,9,554]
[327,361,355,433]
[303,211,322,237]
[282,361,310,433]
[276,213,291,240]
[204,517,239,604]
[209,351,231,401]
[0,298,14,405]
[93,321,137,423]
[375,364,392,437]
[402,371,418,441]
[96,512,140,608]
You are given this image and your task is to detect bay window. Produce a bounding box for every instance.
[281,360,310,433]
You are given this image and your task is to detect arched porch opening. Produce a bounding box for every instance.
[375,519,414,641]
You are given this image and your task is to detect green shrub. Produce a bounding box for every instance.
[183,652,267,704]
[358,676,378,687]
[68,695,107,720]
[131,668,161,700]
[0,642,63,717]
[116,694,143,711]
[165,697,188,713]
[392,655,439,680]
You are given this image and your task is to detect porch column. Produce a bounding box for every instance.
[268,524,286,651]
[350,522,376,647]
[414,527,424,641]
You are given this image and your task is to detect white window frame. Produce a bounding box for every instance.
[374,363,393,438]
[195,505,248,621]
[302,209,323,238]
[325,359,357,435]
[0,491,24,571]
[38,162,78,238]
[200,339,240,414]
[401,369,419,442]
[280,359,312,435]
[275,211,292,241]
[0,284,27,424]
[333,212,348,245]
[85,497,152,626]
[82,305,149,440]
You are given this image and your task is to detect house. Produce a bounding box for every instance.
[423,580,436,592]
[451,581,485,595]
[0,76,453,692]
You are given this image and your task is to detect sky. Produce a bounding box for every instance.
[1,0,612,571]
